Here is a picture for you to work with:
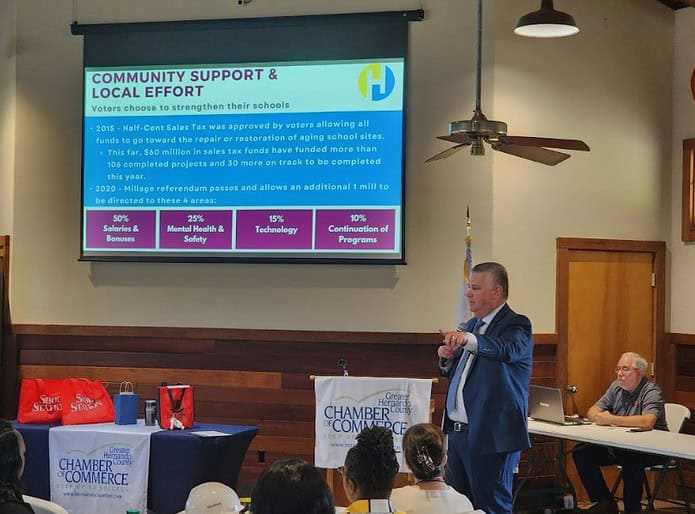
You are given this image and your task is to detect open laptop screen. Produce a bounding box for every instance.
[528,384,570,424]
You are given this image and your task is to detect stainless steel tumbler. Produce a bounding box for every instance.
[144,400,157,426]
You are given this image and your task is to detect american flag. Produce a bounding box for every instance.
[456,207,473,329]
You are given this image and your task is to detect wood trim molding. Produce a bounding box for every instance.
[671,333,695,346]
[533,333,557,345]
[657,0,695,10]
[682,139,695,241]
[11,324,438,345]
[557,237,666,253]
[555,243,570,390]
[11,324,558,345]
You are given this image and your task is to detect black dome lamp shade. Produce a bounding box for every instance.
[514,0,579,38]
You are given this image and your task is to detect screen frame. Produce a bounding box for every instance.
[73,10,423,265]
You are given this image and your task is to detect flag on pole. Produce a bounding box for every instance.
[455,207,473,329]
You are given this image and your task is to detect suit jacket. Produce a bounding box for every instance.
[441,303,533,455]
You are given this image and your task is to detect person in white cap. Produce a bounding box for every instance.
[181,482,244,514]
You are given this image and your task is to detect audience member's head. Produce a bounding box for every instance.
[342,426,399,501]
[402,423,446,481]
[616,352,648,392]
[0,420,26,487]
[620,352,648,376]
[251,458,334,514]
[184,482,243,514]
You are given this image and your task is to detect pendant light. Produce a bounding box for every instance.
[514,0,579,38]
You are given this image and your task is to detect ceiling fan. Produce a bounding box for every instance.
[426,0,589,166]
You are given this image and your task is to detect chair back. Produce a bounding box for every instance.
[23,495,69,514]
[665,402,691,433]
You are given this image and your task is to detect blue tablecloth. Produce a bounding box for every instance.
[13,421,258,514]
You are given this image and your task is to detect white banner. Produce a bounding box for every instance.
[314,376,432,471]
[49,420,161,514]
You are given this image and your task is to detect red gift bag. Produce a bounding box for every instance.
[17,379,63,423]
[158,384,194,430]
[60,378,115,425]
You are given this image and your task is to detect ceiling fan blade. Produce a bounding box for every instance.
[499,135,590,151]
[436,133,473,145]
[425,143,470,163]
[492,143,570,166]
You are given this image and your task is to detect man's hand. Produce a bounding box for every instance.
[439,329,467,348]
[437,329,467,361]
[594,411,615,426]
[438,344,456,360]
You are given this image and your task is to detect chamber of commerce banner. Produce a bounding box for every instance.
[314,376,432,471]
[49,421,160,514]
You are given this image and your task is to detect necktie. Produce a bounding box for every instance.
[445,319,485,414]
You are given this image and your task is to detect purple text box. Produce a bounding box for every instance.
[159,210,232,250]
[315,209,396,250]
[236,210,313,250]
[85,210,156,249]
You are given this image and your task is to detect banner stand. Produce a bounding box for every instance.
[310,375,437,494]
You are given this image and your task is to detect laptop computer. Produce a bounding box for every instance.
[528,385,590,425]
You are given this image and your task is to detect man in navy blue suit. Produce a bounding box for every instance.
[438,261,533,514]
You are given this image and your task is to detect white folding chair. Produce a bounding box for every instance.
[610,403,692,514]
[22,495,69,514]
[643,403,693,514]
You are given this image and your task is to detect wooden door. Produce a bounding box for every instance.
[566,250,655,414]
[556,238,666,503]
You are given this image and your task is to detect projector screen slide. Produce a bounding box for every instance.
[82,58,405,262]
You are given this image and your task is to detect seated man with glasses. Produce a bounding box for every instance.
[572,352,667,514]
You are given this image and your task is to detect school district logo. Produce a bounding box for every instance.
[358,64,395,101]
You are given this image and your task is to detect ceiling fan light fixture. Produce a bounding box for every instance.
[514,0,579,38]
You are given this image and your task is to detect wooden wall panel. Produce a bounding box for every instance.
[669,334,695,494]
[670,336,695,432]
[5,315,691,504]
[3,325,558,497]
[20,365,282,389]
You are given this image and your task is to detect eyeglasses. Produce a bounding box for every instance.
[615,366,637,374]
